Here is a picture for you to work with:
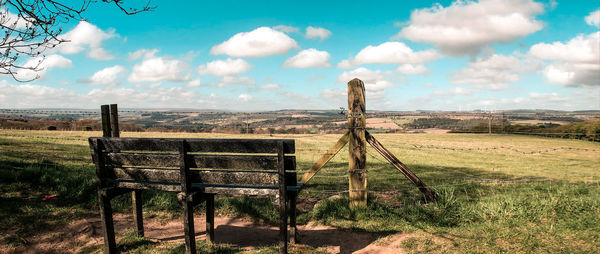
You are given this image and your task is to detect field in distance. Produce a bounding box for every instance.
[0,130,599,253]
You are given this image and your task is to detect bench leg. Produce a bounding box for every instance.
[180,194,196,254]
[205,194,215,243]
[279,192,288,254]
[98,190,117,254]
[289,192,298,244]
[132,190,144,237]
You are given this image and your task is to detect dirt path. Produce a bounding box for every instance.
[6,213,409,253]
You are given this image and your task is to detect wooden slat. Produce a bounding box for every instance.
[114,181,182,192]
[203,187,278,196]
[105,153,295,171]
[112,167,297,186]
[94,137,295,154]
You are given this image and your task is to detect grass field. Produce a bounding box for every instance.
[1,130,599,253]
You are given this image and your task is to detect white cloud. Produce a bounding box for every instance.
[305,26,331,40]
[128,56,190,83]
[58,21,116,60]
[210,27,299,57]
[585,9,600,28]
[238,94,253,102]
[80,65,126,86]
[396,64,430,75]
[128,48,159,60]
[283,49,332,68]
[15,54,72,80]
[433,87,473,96]
[217,76,255,87]
[452,54,525,90]
[198,58,252,76]
[186,79,201,87]
[1,11,29,29]
[338,42,440,68]
[397,0,544,55]
[273,25,299,33]
[337,67,394,100]
[529,32,600,87]
[260,84,282,90]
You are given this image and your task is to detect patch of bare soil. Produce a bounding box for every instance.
[3,213,409,254]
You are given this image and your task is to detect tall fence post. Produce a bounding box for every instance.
[101,105,111,137]
[347,78,367,208]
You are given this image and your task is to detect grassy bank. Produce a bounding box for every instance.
[1,130,599,253]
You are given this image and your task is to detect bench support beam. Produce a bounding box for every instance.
[98,191,117,254]
[206,194,215,243]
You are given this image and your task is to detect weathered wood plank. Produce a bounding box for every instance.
[365,131,437,202]
[95,137,295,154]
[112,167,297,186]
[299,131,349,184]
[105,153,296,171]
[114,181,181,192]
[348,78,367,208]
[202,187,278,196]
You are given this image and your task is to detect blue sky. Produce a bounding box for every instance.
[1,0,599,110]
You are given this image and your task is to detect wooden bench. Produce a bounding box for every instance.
[89,137,301,254]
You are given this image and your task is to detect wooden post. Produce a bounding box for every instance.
[347,78,367,208]
[178,140,196,254]
[98,191,117,254]
[289,192,298,244]
[277,141,288,254]
[100,105,111,137]
[109,104,120,137]
[131,191,144,237]
[205,194,215,243]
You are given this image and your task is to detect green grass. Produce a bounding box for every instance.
[1,130,599,253]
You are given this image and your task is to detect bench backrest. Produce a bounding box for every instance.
[89,137,296,194]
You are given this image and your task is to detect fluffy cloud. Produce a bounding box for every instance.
[283,49,331,68]
[305,26,331,40]
[585,9,600,28]
[15,54,72,80]
[58,21,116,60]
[260,84,282,90]
[273,25,299,33]
[198,58,252,76]
[529,32,600,87]
[396,64,430,75]
[452,54,525,90]
[80,65,126,86]
[210,27,299,57]
[217,76,255,87]
[128,48,159,60]
[238,94,253,102]
[186,79,201,87]
[397,0,544,55]
[128,56,190,83]
[337,67,394,100]
[338,42,440,68]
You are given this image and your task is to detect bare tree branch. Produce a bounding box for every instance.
[0,0,154,82]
